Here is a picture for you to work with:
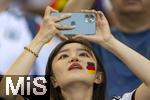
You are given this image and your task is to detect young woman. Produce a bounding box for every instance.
[0,6,150,100]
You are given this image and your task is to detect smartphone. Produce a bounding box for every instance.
[51,12,96,35]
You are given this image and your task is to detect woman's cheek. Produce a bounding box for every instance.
[53,62,66,76]
[83,61,96,75]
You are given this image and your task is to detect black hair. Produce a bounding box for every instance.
[45,39,106,100]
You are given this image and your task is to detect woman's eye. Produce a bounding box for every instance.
[79,52,89,57]
[58,54,69,60]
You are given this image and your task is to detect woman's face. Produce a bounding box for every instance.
[51,43,100,88]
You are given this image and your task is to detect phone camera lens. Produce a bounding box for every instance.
[71,21,76,25]
[85,14,95,23]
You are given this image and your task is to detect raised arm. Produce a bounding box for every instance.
[63,0,95,12]
[5,7,74,75]
[73,10,150,100]
[0,6,74,98]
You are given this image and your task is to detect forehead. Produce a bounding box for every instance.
[53,42,97,62]
[59,43,89,51]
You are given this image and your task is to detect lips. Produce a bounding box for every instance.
[68,63,83,71]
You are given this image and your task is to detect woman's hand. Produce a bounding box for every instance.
[73,10,115,48]
[35,6,75,45]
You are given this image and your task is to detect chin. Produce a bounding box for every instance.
[61,75,94,85]
[61,79,93,88]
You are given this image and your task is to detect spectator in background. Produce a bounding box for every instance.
[62,0,150,99]
[0,0,59,75]
[93,0,117,26]
[11,0,43,38]
[0,0,49,75]
[0,0,33,74]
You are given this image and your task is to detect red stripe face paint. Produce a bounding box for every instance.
[86,62,96,74]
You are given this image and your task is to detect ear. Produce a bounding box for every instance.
[94,72,103,84]
[50,76,58,88]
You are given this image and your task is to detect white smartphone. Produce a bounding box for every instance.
[51,12,96,35]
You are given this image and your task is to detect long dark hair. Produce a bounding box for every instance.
[45,39,106,100]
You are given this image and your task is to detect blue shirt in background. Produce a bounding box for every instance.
[92,28,150,100]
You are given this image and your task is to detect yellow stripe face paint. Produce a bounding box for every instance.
[86,62,96,74]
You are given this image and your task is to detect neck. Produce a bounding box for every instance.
[114,12,150,33]
[61,82,93,100]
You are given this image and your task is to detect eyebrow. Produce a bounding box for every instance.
[77,48,94,58]
[58,49,69,54]
[58,48,94,58]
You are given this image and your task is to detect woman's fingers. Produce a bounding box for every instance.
[81,9,96,13]
[44,6,58,19]
[49,7,59,14]
[73,34,93,41]
[52,13,72,22]
[55,23,75,40]
[97,11,104,19]
[55,23,75,30]
[55,31,68,40]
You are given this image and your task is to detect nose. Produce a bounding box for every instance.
[70,57,79,62]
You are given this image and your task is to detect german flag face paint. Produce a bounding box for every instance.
[86,62,96,74]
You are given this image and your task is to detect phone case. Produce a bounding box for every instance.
[51,12,96,35]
